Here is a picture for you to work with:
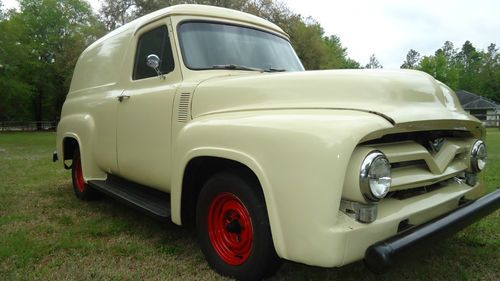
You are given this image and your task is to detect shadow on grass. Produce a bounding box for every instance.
[71,186,193,240]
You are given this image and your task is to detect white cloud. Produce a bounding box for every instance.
[2,0,19,9]
[284,0,500,68]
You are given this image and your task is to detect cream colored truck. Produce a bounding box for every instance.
[54,4,500,280]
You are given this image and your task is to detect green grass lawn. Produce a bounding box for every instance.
[0,131,498,280]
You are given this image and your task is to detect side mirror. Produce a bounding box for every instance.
[146,54,164,79]
[146,54,161,69]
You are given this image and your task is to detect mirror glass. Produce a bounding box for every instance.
[146,54,161,69]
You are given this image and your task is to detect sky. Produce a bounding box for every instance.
[285,0,500,68]
[3,0,499,68]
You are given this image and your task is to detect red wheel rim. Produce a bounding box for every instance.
[208,192,253,265]
[74,154,86,192]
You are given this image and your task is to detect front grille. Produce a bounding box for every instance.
[358,133,476,197]
[386,180,450,200]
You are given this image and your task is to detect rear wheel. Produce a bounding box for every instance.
[196,172,281,280]
[71,148,98,200]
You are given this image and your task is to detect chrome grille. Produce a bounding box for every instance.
[362,137,475,192]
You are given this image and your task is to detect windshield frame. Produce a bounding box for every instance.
[176,19,304,72]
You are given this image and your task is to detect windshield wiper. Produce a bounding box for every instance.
[211,64,263,72]
[210,64,287,73]
[264,68,286,72]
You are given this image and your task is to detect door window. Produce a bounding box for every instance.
[133,25,175,80]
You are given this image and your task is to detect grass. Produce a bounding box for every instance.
[0,130,498,280]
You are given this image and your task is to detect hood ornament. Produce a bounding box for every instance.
[429,138,445,153]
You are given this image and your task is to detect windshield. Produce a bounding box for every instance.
[178,21,304,72]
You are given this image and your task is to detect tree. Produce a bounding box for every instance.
[441,41,457,61]
[433,49,450,82]
[0,2,4,21]
[412,40,499,102]
[415,42,459,88]
[478,43,500,101]
[321,35,360,69]
[439,41,460,89]
[99,0,138,30]
[286,17,327,69]
[0,16,34,121]
[0,0,105,123]
[99,0,250,28]
[456,40,482,92]
[401,49,420,69]
[365,54,383,69]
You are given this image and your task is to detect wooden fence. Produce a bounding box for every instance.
[0,121,58,132]
[474,113,500,128]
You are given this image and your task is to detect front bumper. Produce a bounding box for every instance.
[364,189,500,273]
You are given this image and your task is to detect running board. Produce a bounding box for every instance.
[88,175,171,221]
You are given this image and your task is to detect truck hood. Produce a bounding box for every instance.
[191,69,474,125]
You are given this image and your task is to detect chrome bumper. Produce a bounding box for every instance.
[364,189,500,273]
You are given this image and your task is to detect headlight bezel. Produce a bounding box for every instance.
[470,140,487,173]
[359,151,392,202]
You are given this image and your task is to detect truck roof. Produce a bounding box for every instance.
[91,4,288,50]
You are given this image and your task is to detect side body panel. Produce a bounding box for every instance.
[57,28,134,179]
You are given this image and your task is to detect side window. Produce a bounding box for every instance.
[133,25,175,80]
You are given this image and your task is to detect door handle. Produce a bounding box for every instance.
[117,94,130,102]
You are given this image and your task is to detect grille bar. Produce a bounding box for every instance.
[363,137,475,193]
[369,138,471,174]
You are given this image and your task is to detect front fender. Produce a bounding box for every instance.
[170,109,393,265]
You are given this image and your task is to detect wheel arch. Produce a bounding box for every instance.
[180,156,262,225]
[62,135,81,162]
[171,148,286,258]
[56,114,105,180]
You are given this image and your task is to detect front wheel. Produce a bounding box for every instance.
[196,172,281,280]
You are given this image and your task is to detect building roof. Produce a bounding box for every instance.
[456,90,499,110]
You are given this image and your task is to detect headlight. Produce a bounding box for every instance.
[360,151,391,201]
[471,140,487,172]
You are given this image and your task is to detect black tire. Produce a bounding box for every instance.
[196,171,281,280]
[71,148,99,200]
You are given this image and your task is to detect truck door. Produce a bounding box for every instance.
[116,19,181,191]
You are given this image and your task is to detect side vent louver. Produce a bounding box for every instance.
[177,92,191,123]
